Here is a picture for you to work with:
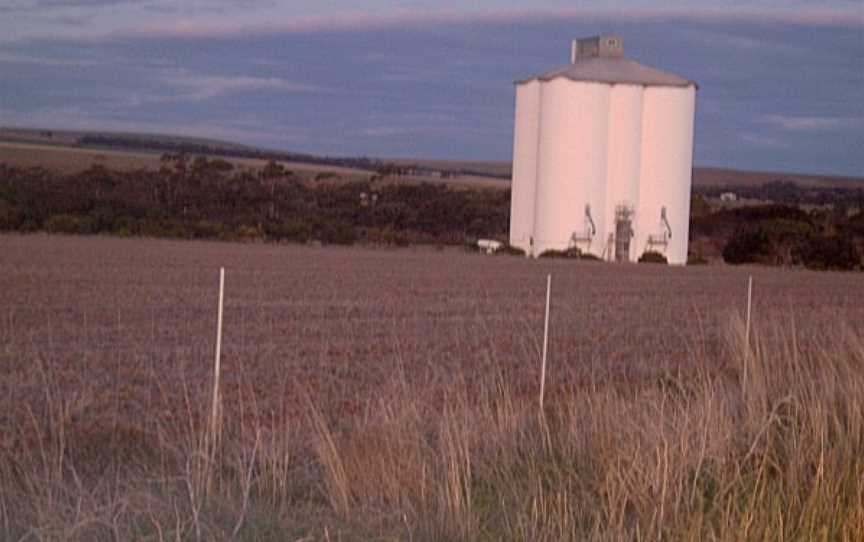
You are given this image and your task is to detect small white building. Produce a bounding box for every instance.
[477,239,503,254]
[509,34,698,264]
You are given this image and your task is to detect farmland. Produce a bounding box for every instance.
[1,233,862,539]
[0,141,374,183]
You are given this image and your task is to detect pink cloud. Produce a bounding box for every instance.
[765,114,863,131]
[156,8,861,39]
[14,6,862,43]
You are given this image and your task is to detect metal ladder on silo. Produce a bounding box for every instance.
[647,207,672,249]
[570,205,596,249]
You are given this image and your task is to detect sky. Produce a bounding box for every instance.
[1,1,862,176]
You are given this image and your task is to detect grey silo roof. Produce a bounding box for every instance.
[517,56,696,88]
[517,34,697,88]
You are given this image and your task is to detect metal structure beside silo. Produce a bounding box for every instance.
[509,34,697,264]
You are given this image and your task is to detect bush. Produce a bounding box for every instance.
[314,172,339,181]
[794,235,860,271]
[638,251,668,264]
[496,244,526,257]
[539,247,582,259]
[189,220,224,239]
[722,226,772,264]
[265,219,310,242]
[237,224,261,242]
[319,221,357,245]
[0,202,25,230]
[538,247,600,260]
[687,253,709,265]
[385,231,411,247]
[45,214,89,234]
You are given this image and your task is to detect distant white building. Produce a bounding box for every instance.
[720,192,738,202]
[477,239,503,254]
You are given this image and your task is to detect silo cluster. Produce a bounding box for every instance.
[509,34,697,264]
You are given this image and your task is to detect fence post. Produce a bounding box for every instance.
[743,274,753,388]
[540,274,551,411]
[210,267,225,451]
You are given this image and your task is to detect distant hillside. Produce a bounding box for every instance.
[693,167,863,190]
[0,126,382,172]
[0,126,247,151]
[397,158,863,190]
[2,126,861,190]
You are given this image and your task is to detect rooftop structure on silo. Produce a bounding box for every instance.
[571,34,624,60]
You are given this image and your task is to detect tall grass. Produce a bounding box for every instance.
[1,314,862,540]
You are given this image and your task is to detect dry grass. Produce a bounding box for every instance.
[0,234,862,540]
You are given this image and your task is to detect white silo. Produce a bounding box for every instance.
[532,79,609,257]
[508,80,541,249]
[509,34,697,264]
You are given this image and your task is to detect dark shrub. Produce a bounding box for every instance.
[539,247,599,260]
[320,221,357,245]
[0,202,25,230]
[45,214,89,234]
[189,220,224,239]
[687,253,709,265]
[639,251,668,264]
[496,244,526,257]
[236,224,261,242]
[379,228,411,246]
[539,247,580,259]
[722,226,772,264]
[264,219,310,242]
[795,235,860,271]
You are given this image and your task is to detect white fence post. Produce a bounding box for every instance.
[540,274,551,411]
[743,274,753,388]
[211,267,225,446]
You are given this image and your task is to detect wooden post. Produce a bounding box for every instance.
[540,274,551,411]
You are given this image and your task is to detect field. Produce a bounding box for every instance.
[0,142,373,182]
[1,234,862,540]
[0,141,510,189]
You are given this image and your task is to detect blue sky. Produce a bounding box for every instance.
[1,1,862,176]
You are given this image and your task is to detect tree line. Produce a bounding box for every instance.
[691,196,863,270]
[1,156,861,270]
[0,156,509,247]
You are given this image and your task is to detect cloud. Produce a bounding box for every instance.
[161,72,319,101]
[764,114,863,131]
[5,0,249,12]
[114,7,864,41]
[0,51,101,66]
[119,70,321,107]
[11,0,140,7]
[740,133,786,148]
[2,4,862,43]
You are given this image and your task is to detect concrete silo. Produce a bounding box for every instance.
[509,34,697,264]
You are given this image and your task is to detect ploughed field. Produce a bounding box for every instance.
[1,234,862,539]
[3,235,858,418]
